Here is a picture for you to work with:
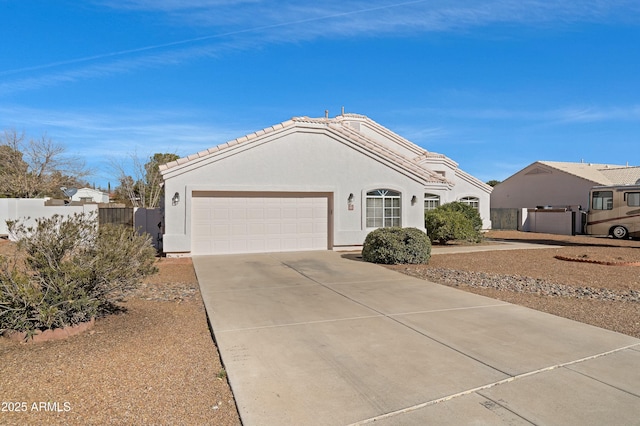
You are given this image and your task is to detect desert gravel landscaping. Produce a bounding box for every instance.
[390,230,640,339]
[0,254,241,426]
[1,230,639,425]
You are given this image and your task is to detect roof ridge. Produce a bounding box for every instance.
[536,161,611,185]
[354,116,428,156]
[159,119,297,171]
[328,123,449,184]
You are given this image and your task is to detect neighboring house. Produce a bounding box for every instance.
[71,187,110,204]
[160,113,492,256]
[492,161,640,210]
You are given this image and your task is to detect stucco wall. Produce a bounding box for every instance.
[522,210,575,235]
[491,165,594,210]
[163,129,437,253]
[0,198,98,238]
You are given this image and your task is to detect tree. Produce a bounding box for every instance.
[111,152,179,208]
[0,129,89,198]
[486,180,501,187]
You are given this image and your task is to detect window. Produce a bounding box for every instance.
[459,196,479,210]
[592,191,613,210]
[424,193,440,211]
[366,189,401,227]
[626,192,640,207]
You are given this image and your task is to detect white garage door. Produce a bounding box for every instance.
[191,194,329,255]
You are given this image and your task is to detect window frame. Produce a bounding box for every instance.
[366,189,401,228]
[625,192,640,207]
[424,193,440,211]
[592,190,613,210]
[459,196,479,210]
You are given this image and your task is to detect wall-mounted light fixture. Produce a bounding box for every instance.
[172,192,180,206]
[411,195,417,206]
[347,193,354,203]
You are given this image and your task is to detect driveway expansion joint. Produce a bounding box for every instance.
[348,342,640,425]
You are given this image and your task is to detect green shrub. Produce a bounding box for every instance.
[425,203,482,245]
[362,227,431,265]
[436,201,483,231]
[0,212,157,337]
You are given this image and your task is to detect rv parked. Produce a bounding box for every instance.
[586,184,640,239]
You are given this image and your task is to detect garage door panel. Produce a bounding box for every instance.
[248,223,265,235]
[231,224,247,235]
[212,224,230,236]
[266,223,281,235]
[194,223,212,234]
[247,209,264,220]
[230,208,247,219]
[266,208,281,219]
[192,195,329,255]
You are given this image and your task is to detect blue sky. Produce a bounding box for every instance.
[2,0,639,189]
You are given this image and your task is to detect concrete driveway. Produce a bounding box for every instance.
[193,251,640,426]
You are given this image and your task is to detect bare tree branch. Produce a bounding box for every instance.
[0,129,89,198]
[109,152,179,208]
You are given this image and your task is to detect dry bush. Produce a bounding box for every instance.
[0,213,157,337]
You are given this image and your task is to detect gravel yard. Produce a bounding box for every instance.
[1,230,639,425]
[0,254,241,426]
[388,230,640,339]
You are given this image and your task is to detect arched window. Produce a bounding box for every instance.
[459,196,479,210]
[366,189,401,227]
[424,193,440,211]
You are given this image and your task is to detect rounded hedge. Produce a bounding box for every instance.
[424,202,483,245]
[362,227,431,265]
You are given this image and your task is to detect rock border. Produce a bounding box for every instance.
[2,318,95,343]
[554,255,640,267]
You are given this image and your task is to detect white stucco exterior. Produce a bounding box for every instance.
[71,187,110,204]
[0,198,98,237]
[491,161,640,210]
[160,113,492,256]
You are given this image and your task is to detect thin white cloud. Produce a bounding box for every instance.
[554,106,640,123]
[0,105,251,184]
[2,0,638,95]
[100,0,640,28]
[400,105,640,123]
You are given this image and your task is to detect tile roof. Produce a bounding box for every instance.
[536,161,640,185]
[538,161,618,185]
[599,166,640,185]
[160,113,457,185]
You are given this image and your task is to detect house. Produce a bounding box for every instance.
[159,113,492,256]
[491,161,640,210]
[71,187,110,204]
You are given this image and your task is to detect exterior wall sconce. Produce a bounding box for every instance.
[172,192,180,206]
[411,195,417,206]
[347,193,354,211]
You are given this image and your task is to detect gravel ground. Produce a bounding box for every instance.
[0,255,241,426]
[388,230,640,339]
[1,231,639,425]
